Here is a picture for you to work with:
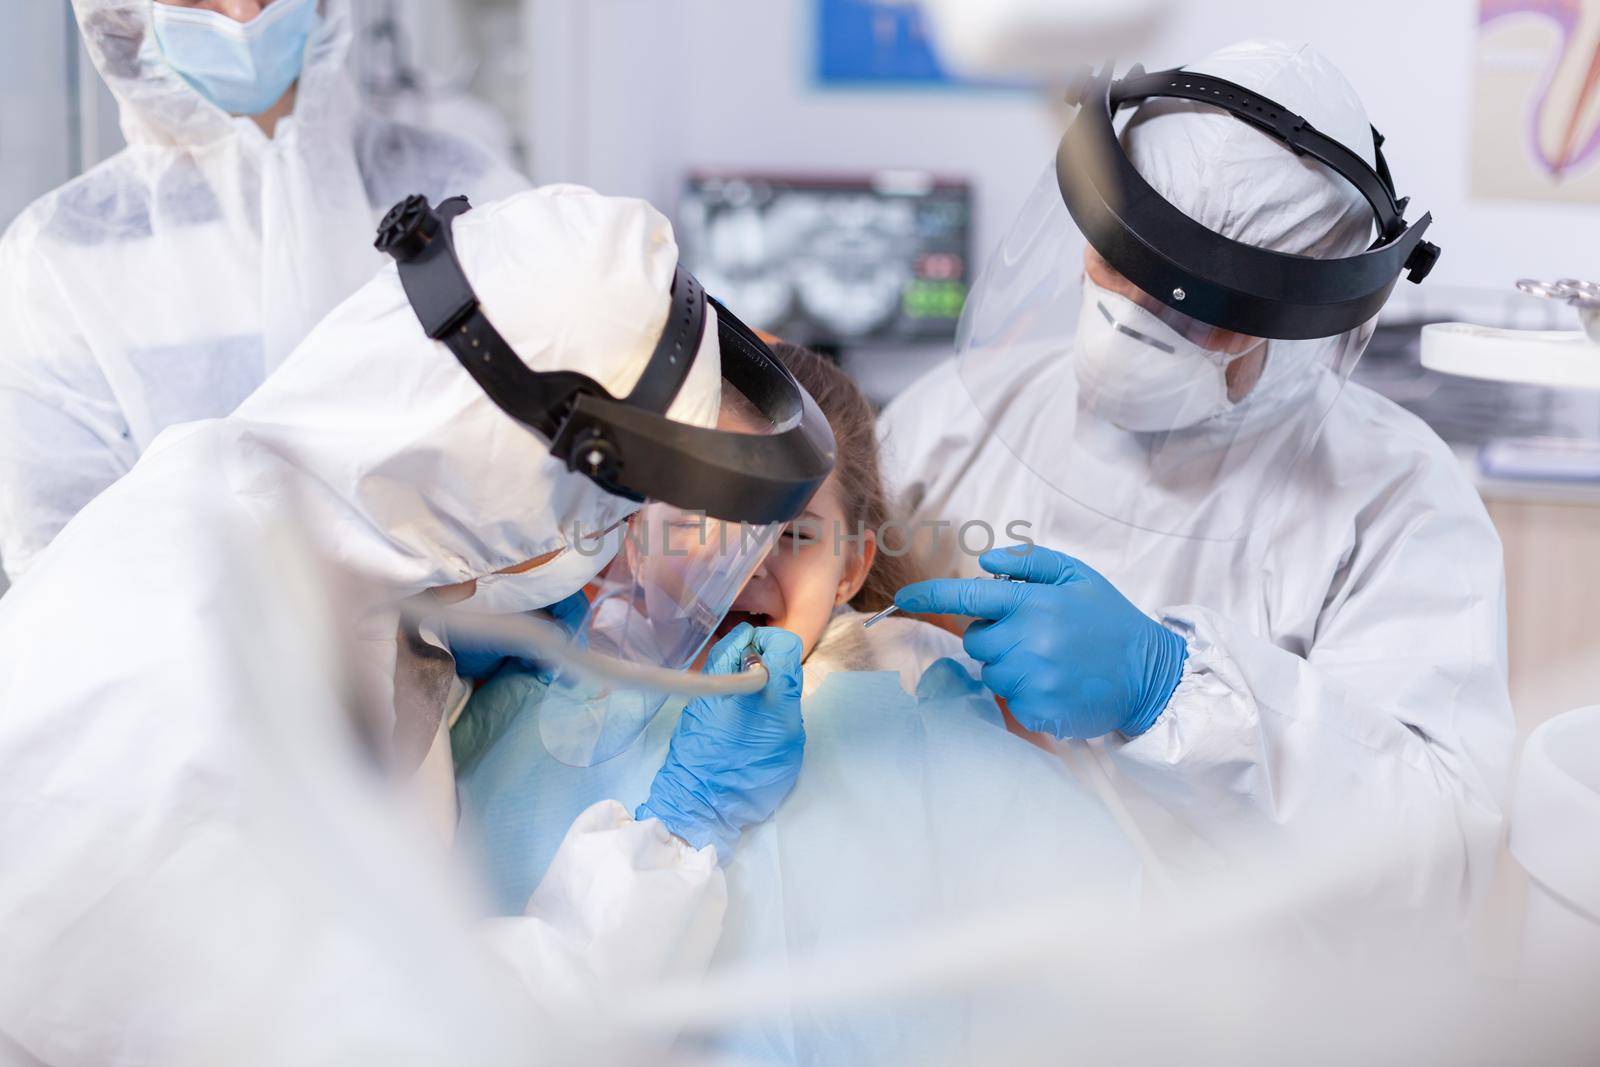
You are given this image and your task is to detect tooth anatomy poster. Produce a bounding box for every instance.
[1475,0,1600,202]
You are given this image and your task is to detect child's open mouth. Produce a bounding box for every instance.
[711,609,772,645]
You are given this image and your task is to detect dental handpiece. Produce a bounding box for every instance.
[741,646,770,688]
[861,572,1024,629]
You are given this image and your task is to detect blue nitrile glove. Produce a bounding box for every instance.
[636,623,805,863]
[894,545,1187,739]
[447,590,589,681]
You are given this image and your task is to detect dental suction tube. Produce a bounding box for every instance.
[408,606,771,697]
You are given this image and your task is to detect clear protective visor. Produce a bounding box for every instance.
[956,162,1374,544]
[537,504,781,766]
[538,374,793,767]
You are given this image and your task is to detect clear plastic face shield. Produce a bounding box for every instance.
[476,379,824,762]
[957,65,1438,544]
[538,377,801,767]
[1083,248,1268,357]
[538,502,785,767]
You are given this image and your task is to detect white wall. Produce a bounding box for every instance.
[1,3,126,232]
[0,1,120,592]
[523,0,1061,298]
[522,0,1600,323]
[1,4,79,228]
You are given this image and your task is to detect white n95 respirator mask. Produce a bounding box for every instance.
[1072,282,1264,433]
[152,0,319,117]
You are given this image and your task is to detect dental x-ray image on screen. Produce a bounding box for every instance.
[677,172,971,347]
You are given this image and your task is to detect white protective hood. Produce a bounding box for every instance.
[1123,39,1376,262]
[0,185,726,1065]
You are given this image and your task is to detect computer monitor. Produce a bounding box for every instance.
[676,171,972,348]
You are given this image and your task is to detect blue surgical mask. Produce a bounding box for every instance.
[151,0,320,117]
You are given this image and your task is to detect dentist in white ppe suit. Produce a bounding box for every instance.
[881,41,1515,911]
[0,186,809,1065]
[0,0,526,581]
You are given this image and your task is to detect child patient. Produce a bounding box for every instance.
[451,344,1140,1064]
[702,342,961,690]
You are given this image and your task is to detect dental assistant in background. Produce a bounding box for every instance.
[0,0,526,580]
[882,40,1514,912]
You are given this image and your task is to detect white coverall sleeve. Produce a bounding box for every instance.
[0,230,136,579]
[483,801,727,1013]
[1110,486,1515,910]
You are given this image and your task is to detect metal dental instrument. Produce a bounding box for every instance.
[860,603,901,629]
[862,572,1025,629]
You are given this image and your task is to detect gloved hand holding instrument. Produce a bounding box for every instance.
[637,623,806,862]
[893,545,1188,740]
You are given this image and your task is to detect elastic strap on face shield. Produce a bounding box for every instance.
[1107,65,1446,283]
[706,292,791,417]
[1106,68,1437,284]
[1057,65,1442,340]
[1107,70,1404,238]
[374,194,707,439]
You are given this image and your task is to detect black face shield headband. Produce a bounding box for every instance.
[1058,65,1441,341]
[375,194,836,526]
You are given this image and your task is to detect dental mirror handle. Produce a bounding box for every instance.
[864,573,1026,629]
